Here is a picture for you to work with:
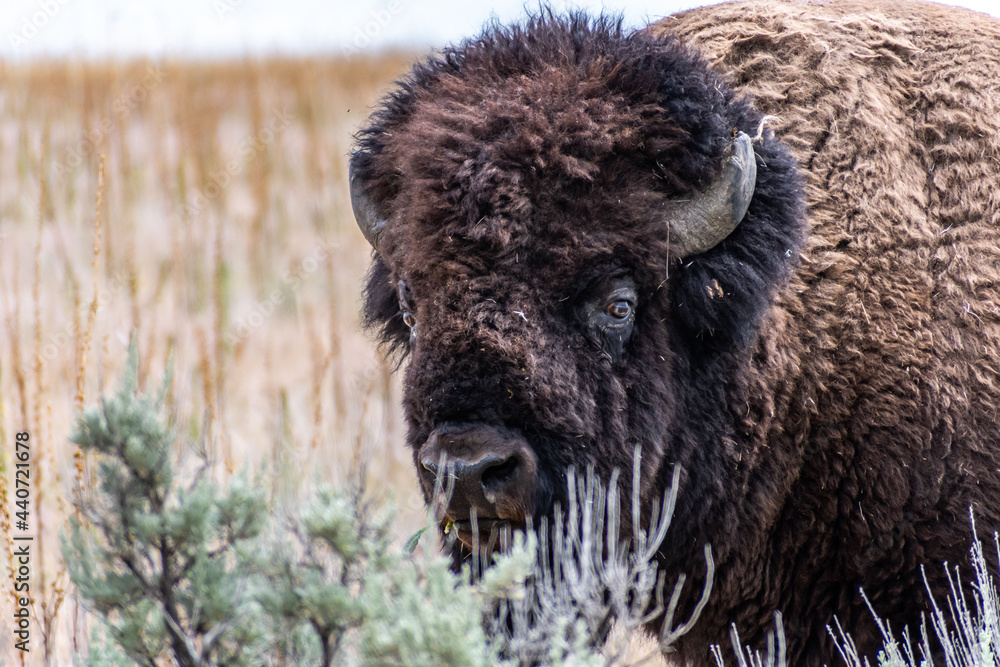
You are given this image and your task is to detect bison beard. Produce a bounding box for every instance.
[349,1,1000,664]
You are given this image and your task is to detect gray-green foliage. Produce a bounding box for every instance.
[79,621,132,667]
[480,461,713,667]
[64,347,506,666]
[65,345,269,667]
[713,614,786,667]
[250,485,496,666]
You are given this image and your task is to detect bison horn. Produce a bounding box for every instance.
[348,153,386,252]
[664,131,757,258]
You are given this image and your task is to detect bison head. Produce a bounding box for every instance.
[350,13,804,555]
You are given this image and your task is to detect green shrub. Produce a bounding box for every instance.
[64,347,510,666]
[65,345,270,666]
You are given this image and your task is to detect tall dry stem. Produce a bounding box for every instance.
[31,140,68,665]
[31,143,47,622]
[309,318,332,452]
[74,155,104,493]
[213,215,231,471]
[196,326,216,458]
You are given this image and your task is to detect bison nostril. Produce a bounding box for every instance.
[481,455,520,492]
[417,424,538,523]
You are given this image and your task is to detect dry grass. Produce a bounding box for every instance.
[0,53,424,665]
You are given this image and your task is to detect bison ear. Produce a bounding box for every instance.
[664,132,756,258]
[669,130,805,350]
[349,150,387,252]
[362,255,412,361]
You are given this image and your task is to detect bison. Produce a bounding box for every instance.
[348,0,1000,663]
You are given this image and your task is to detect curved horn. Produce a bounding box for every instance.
[349,153,387,252]
[664,131,757,258]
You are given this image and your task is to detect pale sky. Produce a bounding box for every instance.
[3,0,1000,60]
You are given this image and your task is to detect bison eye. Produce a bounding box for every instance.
[606,300,631,319]
[397,279,417,341]
[576,276,637,363]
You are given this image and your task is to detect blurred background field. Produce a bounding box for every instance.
[0,53,428,665]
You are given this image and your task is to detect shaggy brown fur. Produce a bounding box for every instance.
[352,1,1000,664]
[646,0,1000,661]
